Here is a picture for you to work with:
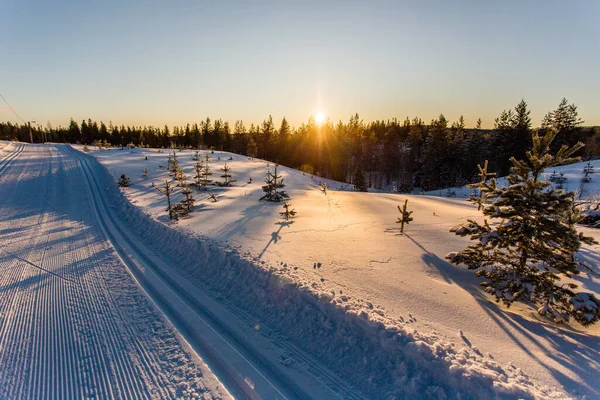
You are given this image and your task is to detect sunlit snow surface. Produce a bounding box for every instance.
[86,144,600,399]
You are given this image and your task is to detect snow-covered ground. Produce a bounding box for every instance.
[85,145,600,399]
[0,142,229,399]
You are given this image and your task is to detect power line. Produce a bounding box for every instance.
[0,92,26,123]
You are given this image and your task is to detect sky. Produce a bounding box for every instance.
[1,0,599,129]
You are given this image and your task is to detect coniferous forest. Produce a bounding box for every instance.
[2,98,598,191]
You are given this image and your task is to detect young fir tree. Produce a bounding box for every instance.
[202,153,213,186]
[220,163,234,186]
[169,150,180,174]
[582,161,594,183]
[260,165,288,202]
[396,199,413,233]
[280,200,296,220]
[175,167,194,215]
[554,172,568,189]
[354,167,367,192]
[446,129,599,326]
[208,190,218,202]
[155,179,178,220]
[193,158,204,186]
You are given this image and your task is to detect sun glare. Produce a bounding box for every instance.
[315,111,326,125]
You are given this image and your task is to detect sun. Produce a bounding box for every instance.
[315,111,326,125]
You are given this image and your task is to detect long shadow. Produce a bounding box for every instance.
[214,201,273,241]
[403,232,600,397]
[258,220,295,259]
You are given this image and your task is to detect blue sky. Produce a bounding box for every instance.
[1,0,599,129]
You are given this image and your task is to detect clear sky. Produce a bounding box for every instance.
[1,0,599,129]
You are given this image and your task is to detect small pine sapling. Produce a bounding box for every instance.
[142,168,149,178]
[193,158,204,187]
[248,176,253,184]
[220,163,234,186]
[396,199,413,233]
[169,151,179,175]
[555,172,568,189]
[446,129,599,326]
[582,161,594,183]
[280,201,297,220]
[118,174,131,187]
[155,179,178,220]
[176,168,194,215]
[83,144,90,152]
[260,165,289,202]
[202,153,213,186]
[208,191,218,202]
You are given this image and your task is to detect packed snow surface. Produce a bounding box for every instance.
[87,145,599,399]
[0,143,229,399]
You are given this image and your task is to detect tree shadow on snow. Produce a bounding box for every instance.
[258,220,295,259]
[403,233,600,397]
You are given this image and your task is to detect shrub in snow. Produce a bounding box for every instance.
[396,199,413,233]
[118,174,130,187]
[279,201,296,220]
[446,129,600,326]
[260,165,288,202]
[208,191,218,202]
[83,144,90,152]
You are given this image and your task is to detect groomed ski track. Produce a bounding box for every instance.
[0,143,228,399]
[61,147,363,399]
[0,143,363,399]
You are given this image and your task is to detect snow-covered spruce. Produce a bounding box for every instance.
[447,129,600,326]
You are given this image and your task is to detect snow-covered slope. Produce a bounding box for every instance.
[86,145,600,399]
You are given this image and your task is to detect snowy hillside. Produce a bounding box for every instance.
[426,159,600,201]
[83,145,600,399]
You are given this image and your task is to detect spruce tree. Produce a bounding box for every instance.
[260,165,288,202]
[194,158,204,186]
[220,163,234,186]
[354,167,367,192]
[446,130,599,326]
[155,179,178,220]
[582,161,594,183]
[175,167,194,215]
[202,153,213,186]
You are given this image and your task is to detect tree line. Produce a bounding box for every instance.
[1,98,598,191]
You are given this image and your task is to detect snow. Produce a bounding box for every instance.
[0,142,230,399]
[83,144,600,399]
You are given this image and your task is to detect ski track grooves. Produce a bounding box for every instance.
[63,145,366,399]
[0,145,217,399]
